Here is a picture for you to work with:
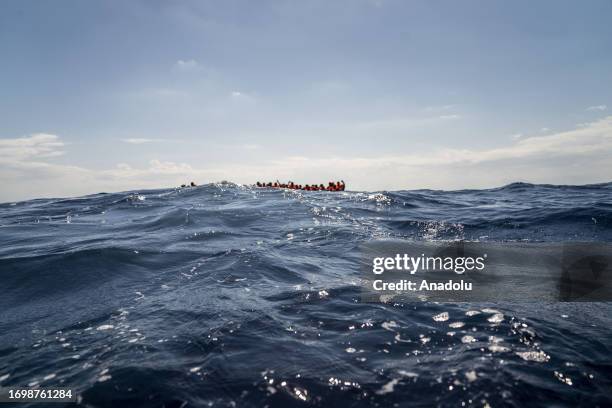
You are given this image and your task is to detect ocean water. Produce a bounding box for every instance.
[0,182,611,407]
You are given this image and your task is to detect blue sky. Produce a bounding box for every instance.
[1,0,611,200]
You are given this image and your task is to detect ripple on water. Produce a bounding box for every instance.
[433,312,449,322]
[2,183,611,406]
[516,350,550,362]
[461,335,477,344]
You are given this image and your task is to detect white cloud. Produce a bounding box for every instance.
[439,114,461,120]
[586,105,607,111]
[149,159,193,174]
[510,133,523,139]
[416,116,612,165]
[229,90,256,104]
[0,133,64,161]
[1,118,611,201]
[295,114,465,138]
[540,127,550,133]
[173,59,200,72]
[245,116,612,189]
[423,104,456,112]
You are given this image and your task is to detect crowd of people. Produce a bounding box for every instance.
[176,180,346,191]
[256,180,345,191]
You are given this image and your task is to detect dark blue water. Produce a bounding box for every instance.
[0,182,611,407]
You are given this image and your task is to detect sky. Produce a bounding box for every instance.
[1,0,611,201]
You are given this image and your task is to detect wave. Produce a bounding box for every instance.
[0,182,611,406]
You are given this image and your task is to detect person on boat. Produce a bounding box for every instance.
[255,180,344,190]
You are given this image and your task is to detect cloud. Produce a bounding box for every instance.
[173,59,200,72]
[149,159,193,174]
[0,155,222,202]
[586,105,607,111]
[540,127,550,133]
[229,90,256,104]
[99,160,197,179]
[248,116,612,189]
[1,118,611,201]
[0,133,64,161]
[230,90,257,99]
[292,114,465,139]
[439,114,461,120]
[510,133,523,139]
[423,105,456,112]
[406,116,612,165]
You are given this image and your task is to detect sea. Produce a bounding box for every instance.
[0,182,611,407]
